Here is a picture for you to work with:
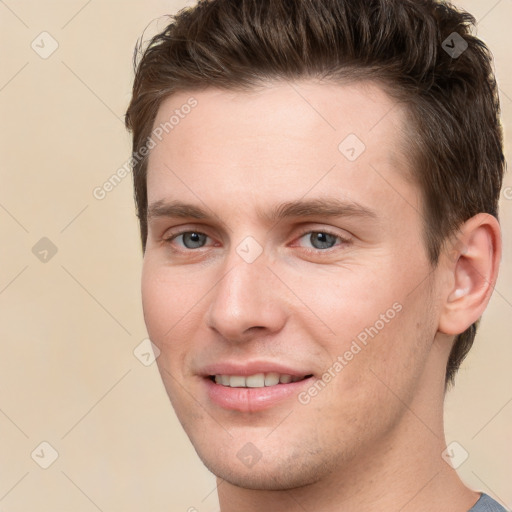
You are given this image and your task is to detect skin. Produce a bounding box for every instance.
[141,79,501,511]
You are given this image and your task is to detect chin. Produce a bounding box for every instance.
[195,445,329,491]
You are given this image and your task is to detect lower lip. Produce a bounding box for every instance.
[203,377,314,412]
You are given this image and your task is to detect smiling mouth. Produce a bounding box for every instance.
[208,372,314,388]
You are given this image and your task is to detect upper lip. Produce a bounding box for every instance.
[199,361,313,378]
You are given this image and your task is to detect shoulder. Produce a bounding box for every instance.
[468,494,510,512]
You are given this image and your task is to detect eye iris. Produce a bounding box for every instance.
[183,232,206,249]
[310,232,337,250]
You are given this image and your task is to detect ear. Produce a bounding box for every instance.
[438,213,502,336]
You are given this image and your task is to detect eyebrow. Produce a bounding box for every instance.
[147,197,378,225]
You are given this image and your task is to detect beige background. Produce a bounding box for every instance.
[0,1,511,510]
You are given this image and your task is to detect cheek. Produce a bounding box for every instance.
[307,262,432,384]
[141,268,171,341]
[341,287,434,411]
[298,264,400,339]
[141,259,203,351]
[141,262,204,410]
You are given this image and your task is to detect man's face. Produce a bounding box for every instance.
[142,80,442,489]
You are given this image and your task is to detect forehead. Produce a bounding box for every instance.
[149,79,407,153]
[146,80,418,222]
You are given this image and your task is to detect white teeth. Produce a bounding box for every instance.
[229,376,246,388]
[213,372,306,388]
[264,372,280,386]
[246,373,265,388]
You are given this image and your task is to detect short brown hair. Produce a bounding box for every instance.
[125,0,505,386]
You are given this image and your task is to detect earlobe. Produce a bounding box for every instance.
[438,213,501,336]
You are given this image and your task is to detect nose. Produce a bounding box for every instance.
[205,250,287,343]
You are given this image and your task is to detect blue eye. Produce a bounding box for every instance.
[163,228,349,254]
[173,231,209,249]
[303,232,338,250]
[297,231,347,250]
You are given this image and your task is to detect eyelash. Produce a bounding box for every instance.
[162,228,351,254]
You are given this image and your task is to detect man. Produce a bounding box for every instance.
[125,0,507,510]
